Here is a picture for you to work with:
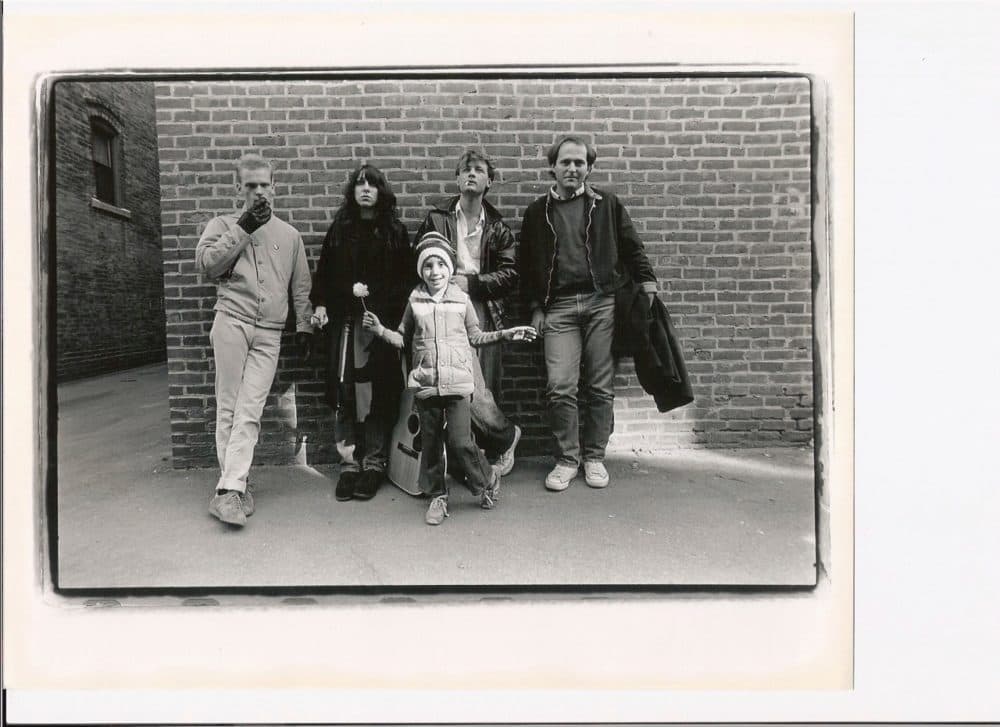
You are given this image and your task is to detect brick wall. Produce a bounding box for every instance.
[55,80,166,381]
[154,77,813,469]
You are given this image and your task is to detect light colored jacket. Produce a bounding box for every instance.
[195,211,314,332]
[395,283,503,399]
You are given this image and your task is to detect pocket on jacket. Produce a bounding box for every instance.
[411,351,435,386]
[451,346,475,377]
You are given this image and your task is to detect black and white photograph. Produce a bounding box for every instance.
[4,4,908,721]
[48,72,822,590]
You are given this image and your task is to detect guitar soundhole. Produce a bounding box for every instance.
[407,413,422,453]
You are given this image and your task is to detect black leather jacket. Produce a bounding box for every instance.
[414,195,518,329]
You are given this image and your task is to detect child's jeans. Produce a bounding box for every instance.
[417,394,491,498]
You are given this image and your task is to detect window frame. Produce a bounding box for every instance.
[86,109,131,219]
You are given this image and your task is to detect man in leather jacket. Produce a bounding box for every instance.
[413,150,522,476]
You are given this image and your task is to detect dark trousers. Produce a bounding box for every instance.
[418,394,491,498]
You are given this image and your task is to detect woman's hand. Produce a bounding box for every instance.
[310,305,329,329]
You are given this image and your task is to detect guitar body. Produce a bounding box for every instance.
[387,388,422,495]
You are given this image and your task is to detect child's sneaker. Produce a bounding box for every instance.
[480,465,501,510]
[425,495,449,525]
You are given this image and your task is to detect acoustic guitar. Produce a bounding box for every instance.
[387,387,423,496]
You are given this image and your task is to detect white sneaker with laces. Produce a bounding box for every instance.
[545,463,578,491]
[496,425,521,477]
[583,461,610,488]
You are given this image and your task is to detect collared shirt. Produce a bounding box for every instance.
[549,184,587,202]
[454,201,485,275]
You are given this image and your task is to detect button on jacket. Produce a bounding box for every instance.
[195,212,314,333]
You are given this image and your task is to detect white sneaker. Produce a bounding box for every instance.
[583,461,610,488]
[545,463,578,491]
[496,425,521,477]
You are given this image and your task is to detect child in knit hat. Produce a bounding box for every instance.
[362,231,538,525]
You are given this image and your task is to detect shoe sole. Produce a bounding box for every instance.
[209,507,246,527]
[545,477,574,492]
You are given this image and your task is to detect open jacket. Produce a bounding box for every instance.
[518,185,657,311]
[393,283,504,400]
[414,196,518,330]
[309,217,413,413]
[613,281,694,414]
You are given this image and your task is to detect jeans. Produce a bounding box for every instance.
[210,312,283,493]
[542,292,617,466]
[418,395,491,498]
[467,298,516,461]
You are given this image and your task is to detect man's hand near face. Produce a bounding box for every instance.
[237,197,272,234]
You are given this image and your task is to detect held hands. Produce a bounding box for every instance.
[310,305,329,329]
[237,197,272,234]
[361,311,384,337]
[503,325,539,342]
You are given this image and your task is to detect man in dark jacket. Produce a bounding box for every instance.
[518,136,659,492]
[414,150,521,476]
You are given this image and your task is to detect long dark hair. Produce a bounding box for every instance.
[333,163,399,237]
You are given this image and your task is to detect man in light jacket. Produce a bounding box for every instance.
[195,153,314,527]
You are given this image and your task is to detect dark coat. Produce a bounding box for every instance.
[613,281,694,413]
[414,196,518,329]
[518,185,657,311]
[310,217,414,414]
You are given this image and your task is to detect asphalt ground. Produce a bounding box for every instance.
[55,363,816,590]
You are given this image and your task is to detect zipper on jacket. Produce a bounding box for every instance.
[542,196,559,308]
[433,296,441,391]
[582,196,600,293]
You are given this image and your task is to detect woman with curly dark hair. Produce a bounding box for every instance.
[310,164,414,502]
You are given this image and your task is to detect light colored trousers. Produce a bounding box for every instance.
[210,312,282,493]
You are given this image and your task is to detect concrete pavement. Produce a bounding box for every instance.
[56,363,816,590]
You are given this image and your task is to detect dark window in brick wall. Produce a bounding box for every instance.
[90,117,119,205]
